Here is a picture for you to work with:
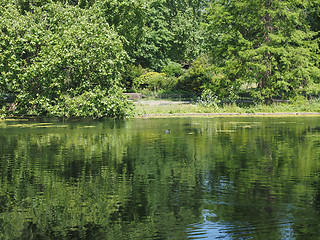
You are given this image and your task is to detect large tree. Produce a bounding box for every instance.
[0,2,131,117]
[113,0,208,70]
[205,0,320,102]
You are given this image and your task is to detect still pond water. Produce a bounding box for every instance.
[1,116,320,239]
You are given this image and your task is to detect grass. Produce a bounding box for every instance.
[134,98,320,116]
[135,102,201,115]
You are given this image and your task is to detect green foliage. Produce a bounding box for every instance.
[135,72,176,91]
[95,0,146,63]
[2,0,320,115]
[11,87,133,118]
[177,57,212,95]
[205,0,320,102]
[135,0,173,70]
[124,0,207,70]
[0,2,132,118]
[121,64,145,91]
[4,0,207,72]
[166,4,206,64]
[177,56,232,98]
[8,0,96,12]
[303,82,320,97]
[49,87,134,118]
[197,89,219,108]
[161,61,184,77]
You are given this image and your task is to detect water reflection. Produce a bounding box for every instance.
[1,117,320,239]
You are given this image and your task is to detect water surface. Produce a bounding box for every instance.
[1,117,320,239]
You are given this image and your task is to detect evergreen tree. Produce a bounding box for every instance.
[205,0,320,102]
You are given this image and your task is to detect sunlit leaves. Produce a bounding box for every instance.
[205,0,320,102]
[0,2,131,118]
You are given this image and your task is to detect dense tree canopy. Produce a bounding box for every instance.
[1,0,320,117]
[205,0,320,101]
[0,1,131,117]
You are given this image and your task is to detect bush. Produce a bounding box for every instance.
[161,61,184,77]
[176,56,237,101]
[51,88,133,119]
[177,56,215,95]
[121,64,145,91]
[197,89,219,108]
[135,72,177,91]
[11,88,133,119]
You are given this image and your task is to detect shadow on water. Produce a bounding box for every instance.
[1,117,320,239]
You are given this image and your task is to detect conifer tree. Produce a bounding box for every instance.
[206,0,320,102]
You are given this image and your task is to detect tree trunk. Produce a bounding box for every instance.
[259,0,273,103]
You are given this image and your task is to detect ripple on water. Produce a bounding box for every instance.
[186,210,297,239]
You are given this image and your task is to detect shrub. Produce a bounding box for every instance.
[135,72,176,91]
[11,87,134,119]
[177,56,215,95]
[177,56,237,100]
[197,89,219,108]
[161,61,184,77]
[121,64,145,90]
[50,88,134,119]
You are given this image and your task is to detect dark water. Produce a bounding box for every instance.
[1,117,320,239]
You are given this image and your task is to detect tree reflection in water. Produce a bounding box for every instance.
[1,117,320,239]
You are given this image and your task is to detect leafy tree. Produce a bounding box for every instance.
[95,0,146,63]
[135,0,173,70]
[11,0,95,13]
[306,0,320,33]
[165,0,207,65]
[101,0,208,71]
[161,61,184,77]
[0,2,131,118]
[205,0,320,102]
[177,56,231,98]
[137,0,208,70]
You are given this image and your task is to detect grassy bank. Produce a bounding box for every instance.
[134,99,320,116]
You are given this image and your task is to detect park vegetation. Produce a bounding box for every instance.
[1,0,320,118]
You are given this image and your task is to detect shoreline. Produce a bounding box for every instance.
[134,100,320,118]
[137,112,320,118]
[1,112,320,121]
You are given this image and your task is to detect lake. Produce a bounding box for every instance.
[1,116,320,239]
